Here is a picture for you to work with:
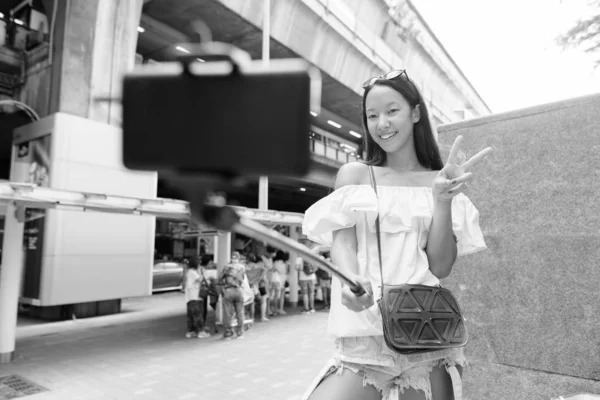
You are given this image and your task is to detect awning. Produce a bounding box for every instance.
[0,180,305,227]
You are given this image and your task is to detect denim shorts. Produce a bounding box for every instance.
[299,279,316,296]
[301,335,467,400]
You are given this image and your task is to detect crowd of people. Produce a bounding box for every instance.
[182,245,333,340]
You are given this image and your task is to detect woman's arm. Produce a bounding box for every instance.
[426,199,457,279]
[331,227,360,281]
[427,135,492,279]
[331,162,374,310]
[328,162,374,309]
[329,162,365,283]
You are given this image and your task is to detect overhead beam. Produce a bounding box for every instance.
[139,13,189,45]
[0,180,305,226]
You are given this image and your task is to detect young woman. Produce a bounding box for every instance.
[301,70,492,400]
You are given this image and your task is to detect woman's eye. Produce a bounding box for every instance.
[367,115,377,120]
[388,109,399,114]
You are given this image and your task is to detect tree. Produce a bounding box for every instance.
[557,0,600,67]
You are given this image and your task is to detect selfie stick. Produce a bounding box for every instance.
[118,35,366,296]
[190,201,366,297]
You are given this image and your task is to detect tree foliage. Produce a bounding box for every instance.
[557,0,600,67]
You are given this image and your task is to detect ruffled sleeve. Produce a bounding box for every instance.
[451,194,487,256]
[302,185,376,246]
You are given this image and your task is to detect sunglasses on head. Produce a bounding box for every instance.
[362,69,409,89]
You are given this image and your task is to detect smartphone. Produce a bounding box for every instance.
[122,58,321,178]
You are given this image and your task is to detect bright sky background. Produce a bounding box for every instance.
[410,0,600,113]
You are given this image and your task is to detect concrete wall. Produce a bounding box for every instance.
[437,93,600,399]
[14,113,157,306]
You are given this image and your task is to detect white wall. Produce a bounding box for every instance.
[15,113,157,305]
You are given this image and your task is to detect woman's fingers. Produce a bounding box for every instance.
[446,135,463,165]
[436,172,471,191]
[449,172,473,186]
[447,182,465,195]
[462,147,493,170]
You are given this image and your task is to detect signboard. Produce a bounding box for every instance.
[19,135,51,299]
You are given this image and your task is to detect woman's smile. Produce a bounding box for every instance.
[379,131,398,141]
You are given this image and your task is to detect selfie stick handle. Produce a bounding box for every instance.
[199,204,366,296]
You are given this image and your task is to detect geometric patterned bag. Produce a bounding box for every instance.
[368,166,467,355]
[378,284,468,354]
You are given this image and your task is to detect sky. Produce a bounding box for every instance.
[410,0,600,113]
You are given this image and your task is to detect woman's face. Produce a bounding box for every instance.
[365,85,416,154]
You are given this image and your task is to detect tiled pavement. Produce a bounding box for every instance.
[4,293,599,400]
[1,293,334,400]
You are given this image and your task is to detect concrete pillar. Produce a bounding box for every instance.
[1,0,147,340]
[213,232,231,327]
[214,232,232,273]
[258,176,269,210]
[258,0,271,211]
[287,226,299,307]
[0,158,30,363]
[44,0,143,124]
[0,206,25,363]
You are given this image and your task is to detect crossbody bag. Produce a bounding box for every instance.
[368,165,467,355]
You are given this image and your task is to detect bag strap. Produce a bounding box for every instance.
[446,363,463,400]
[200,268,209,284]
[367,166,385,298]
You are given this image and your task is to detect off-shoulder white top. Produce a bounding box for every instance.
[302,185,486,337]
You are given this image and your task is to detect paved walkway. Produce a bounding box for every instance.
[3,292,333,400]
[5,292,596,399]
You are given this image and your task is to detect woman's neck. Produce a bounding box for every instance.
[384,147,422,172]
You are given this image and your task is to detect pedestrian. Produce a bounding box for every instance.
[316,252,332,310]
[269,250,289,316]
[185,258,210,339]
[199,255,218,334]
[296,259,317,314]
[219,252,247,340]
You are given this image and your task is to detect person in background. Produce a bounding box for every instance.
[261,246,276,316]
[244,253,265,322]
[316,252,332,310]
[199,255,216,330]
[255,255,270,322]
[275,251,290,315]
[180,258,190,293]
[219,251,247,340]
[185,259,210,339]
[269,250,289,316]
[296,258,317,314]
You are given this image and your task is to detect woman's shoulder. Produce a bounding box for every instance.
[335,162,369,189]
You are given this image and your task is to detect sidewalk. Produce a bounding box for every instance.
[2,292,334,400]
[4,293,599,399]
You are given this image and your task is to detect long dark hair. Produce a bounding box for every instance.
[360,76,444,170]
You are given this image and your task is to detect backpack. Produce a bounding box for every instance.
[220,264,244,287]
[302,262,316,276]
[316,267,331,280]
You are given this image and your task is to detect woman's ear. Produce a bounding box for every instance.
[412,104,421,123]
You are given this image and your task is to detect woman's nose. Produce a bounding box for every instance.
[377,115,390,130]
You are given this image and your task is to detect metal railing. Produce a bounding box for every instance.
[309,138,357,165]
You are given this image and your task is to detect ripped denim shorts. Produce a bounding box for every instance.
[301,335,467,400]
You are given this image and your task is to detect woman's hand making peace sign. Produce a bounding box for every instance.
[432,135,493,203]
